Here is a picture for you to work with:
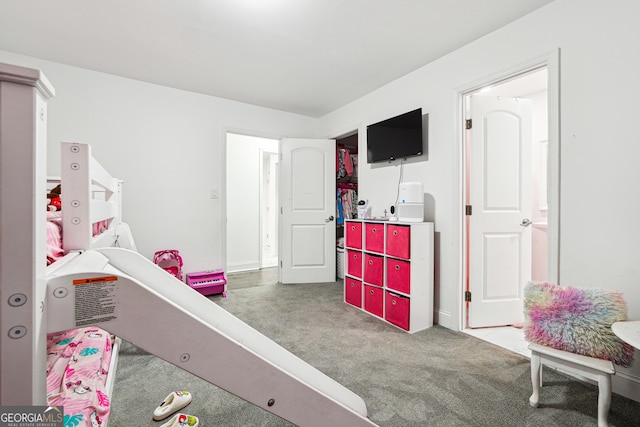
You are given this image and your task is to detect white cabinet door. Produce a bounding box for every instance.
[280,138,336,283]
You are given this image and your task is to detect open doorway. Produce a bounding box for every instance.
[226,132,279,274]
[261,149,279,268]
[460,60,559,353]
[465,68,548,328]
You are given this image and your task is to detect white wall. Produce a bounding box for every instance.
[0,50,317,275]
[318,0,640,392]
[2,0,639,395]
[226,133,278,272]
[319,0,640,325]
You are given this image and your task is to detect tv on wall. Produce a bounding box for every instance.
[366,108,424,163]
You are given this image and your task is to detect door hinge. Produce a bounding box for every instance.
[465,291,472,302]
[465,205,472,215]
[465,119,472,130]
[280,260,283,268]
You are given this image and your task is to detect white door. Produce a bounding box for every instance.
[468,96,532,328]
[280,138,336,283]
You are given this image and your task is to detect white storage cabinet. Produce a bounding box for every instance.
[343,219,434,333]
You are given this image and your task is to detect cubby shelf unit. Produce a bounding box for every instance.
[343,219,434,333]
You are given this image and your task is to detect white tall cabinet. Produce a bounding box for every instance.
[0,62,55,404]
[343,219,434,333]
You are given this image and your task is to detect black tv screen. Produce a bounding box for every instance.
[367,108,423,163]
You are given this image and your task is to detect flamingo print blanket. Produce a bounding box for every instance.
[47,327,113,426]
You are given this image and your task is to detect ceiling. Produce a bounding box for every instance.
[0,0,553,117]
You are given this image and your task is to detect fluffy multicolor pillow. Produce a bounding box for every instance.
[524,281,634,367]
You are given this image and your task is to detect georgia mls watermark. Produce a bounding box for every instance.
[0,406,63,427]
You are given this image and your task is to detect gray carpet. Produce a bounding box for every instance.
[109,282,640,426]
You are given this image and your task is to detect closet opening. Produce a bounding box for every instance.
[336,131,358,280]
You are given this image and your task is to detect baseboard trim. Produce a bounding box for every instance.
[434,309,453,330]
[613,371,640,403]
[227,261,260,273]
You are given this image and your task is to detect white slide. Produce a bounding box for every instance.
[46,248,376,427]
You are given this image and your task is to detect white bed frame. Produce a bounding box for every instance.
[46,141,137,272]
[0,62,376,426]
[46,141,131,405]
[0,62,129,410]
[1,61,57,405]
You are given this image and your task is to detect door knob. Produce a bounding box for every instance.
[520,218,532,227]
[325,215,334,223]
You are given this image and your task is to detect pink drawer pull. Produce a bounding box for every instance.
[353,254,357,259]
[395,264,400,270]
[369,289,375,295]
[369,260,373,265]
[393,230,398,236]
[372,227,377,233]
[391,299,397,305]
[350,283,355,288]
[351,225,356,230]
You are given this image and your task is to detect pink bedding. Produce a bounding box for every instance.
[47,327,113,426]
[46,211,111,266]
[46,211,64,265]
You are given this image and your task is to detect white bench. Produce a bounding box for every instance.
[528,343,615,427]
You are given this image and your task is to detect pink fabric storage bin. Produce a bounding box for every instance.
[364,284,384,318]
[365,223,384,253]
[385,291,410,331]
[386,258,411,294]
[344,277,362,308]
[186,270,227,296]
[386,224,411,259]
[345,221,362,249]
[347,250,362,278]
[363,253,384,286]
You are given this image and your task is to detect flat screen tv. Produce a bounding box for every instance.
[367,108,423,163]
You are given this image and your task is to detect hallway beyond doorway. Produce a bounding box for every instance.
[226,267,279,291]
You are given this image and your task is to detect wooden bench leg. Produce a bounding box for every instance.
[529,352,542,408]
[596,373,612,427]
[527,344,615,426]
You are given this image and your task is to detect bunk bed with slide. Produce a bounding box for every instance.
[0,62,376,426]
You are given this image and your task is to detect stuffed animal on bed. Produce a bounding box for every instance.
[47,184,62,211]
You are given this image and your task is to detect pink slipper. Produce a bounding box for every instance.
[159,413,199,427]
[153,391,192,421]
